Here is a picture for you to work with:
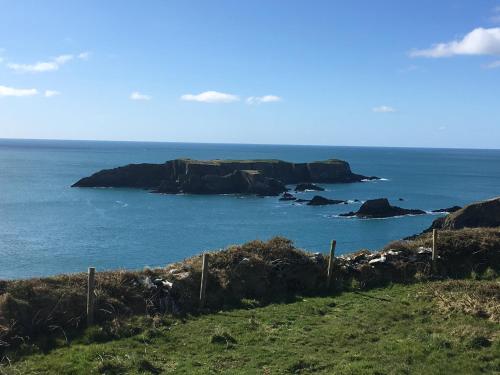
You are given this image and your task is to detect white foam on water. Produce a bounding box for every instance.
[362,177,389,182]
[346,199,362,204]
[115,200,129,208]
[426,210,449,215]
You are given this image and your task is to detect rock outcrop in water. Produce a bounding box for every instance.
[306,195,345,206]
[295,183,325,192]
[72,158,377,196]
[279,192,297,201]
[431,206,462,214]
[428,197,500,231]
[340,198,426,218]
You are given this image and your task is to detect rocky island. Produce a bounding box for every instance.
[340,198,426,218]
[72,158,378,196]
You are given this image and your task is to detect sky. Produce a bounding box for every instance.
[0,0,499,148]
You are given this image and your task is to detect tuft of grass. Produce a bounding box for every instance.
[136,358,162,374]
[467,335,492,349]
[210,326,237,348]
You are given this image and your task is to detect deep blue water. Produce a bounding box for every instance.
[1,139,499,279]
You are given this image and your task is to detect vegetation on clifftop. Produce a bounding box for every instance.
[0,228,499,352]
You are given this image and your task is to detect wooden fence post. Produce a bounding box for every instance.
[87,267,96,326]
[199,253,209,308]
[432,229,438,272]
[327,240,336,288]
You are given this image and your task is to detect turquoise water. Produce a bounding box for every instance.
[1,139,499,279]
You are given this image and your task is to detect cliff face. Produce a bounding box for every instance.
[72,158,376,196]
[429,197,500,230]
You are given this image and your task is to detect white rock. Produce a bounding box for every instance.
[162,280,173,288]
[174,272,191,280]
[142,276,155,289]
[418,247,432,254]
[369,256,387,264]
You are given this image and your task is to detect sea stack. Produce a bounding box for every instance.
[340,198,426,218]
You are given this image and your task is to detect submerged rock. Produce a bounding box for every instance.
[72,158,378,196]
[431,206,462,213]
[279,192,297,201]
[340,198,426,218]
[295,183,325,192]
[294,199,310,203]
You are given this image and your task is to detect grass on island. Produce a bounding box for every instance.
[1,279,498,375]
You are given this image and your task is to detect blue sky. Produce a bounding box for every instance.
[0,0,499,148]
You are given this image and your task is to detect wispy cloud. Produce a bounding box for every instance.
[130,91,151,101]
[490,6,500,23]
[246,95,282,105]
[410,27,500,57]
[484,59,500,68]
[373,105,396,113]
[398,65,422,73]
[0,85,38,97]
[44,90,61,98]
[6,52,88,73]
[78,52,91,60]
[181,91,239,103]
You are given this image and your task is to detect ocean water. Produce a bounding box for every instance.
[1,139,499,279]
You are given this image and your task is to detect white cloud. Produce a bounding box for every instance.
[181,91,239,103]
[8,61,60,72]
[410,27,500,58]
[6,52,88,73]
[130,91,152,101]
[484,59,500,68]
[0,85,38,97]
[44,90,61,98]
[246,95,282,104]
[78,52,90,60]
[372,105,396,113]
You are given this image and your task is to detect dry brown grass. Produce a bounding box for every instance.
[386,227,500,277]
[427,279,500,322]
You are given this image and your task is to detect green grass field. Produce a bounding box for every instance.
[1,280,498,375]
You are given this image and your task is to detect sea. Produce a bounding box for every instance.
[1,139,499,279]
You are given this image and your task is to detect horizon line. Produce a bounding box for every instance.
[0,136,499,151]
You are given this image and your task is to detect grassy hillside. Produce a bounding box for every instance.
[1,280,498,374]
